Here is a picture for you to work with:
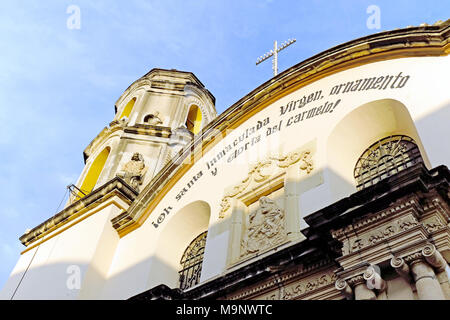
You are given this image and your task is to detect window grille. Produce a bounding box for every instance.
[178,231,207,290]
[354,135,422,190]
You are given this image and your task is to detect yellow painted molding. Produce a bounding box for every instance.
[20,177,137,248]
[21,195,131,254]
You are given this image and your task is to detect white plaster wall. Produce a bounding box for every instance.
[0,246,37,299]
[2,201,123,299]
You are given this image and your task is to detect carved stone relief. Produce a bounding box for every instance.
[240,196,286,258]
[116,152,147,192]
[225,261,338,300]
[281,272,337,300]
[219,148,313,219]
[331,197,422,256]
[145,111,163,126]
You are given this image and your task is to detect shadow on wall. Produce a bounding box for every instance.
[326,98,430,203]
[146,201,211,291]
[0,201,212,300]
[0,248,184,300]
[1,260,104,300]
[415,102,450,168]
[98,200,212,299]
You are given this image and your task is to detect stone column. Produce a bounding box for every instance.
[407,253,445,300]
[422,244,450,299]
[422,244,448,272]
[348,275,377,300]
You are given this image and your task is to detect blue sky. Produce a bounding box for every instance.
[0,0,448,292]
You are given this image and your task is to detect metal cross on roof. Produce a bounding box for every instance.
[256,38,296,77]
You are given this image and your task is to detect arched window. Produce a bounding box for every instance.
[119,97,136,120]
[78,147,111,198]
[354,135,423,190]
[179,231,207,290]
[186,105,202,135]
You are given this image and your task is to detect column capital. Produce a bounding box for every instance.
[391,256,412,282]
[422,243,447,273]
[347,274,366,287]
[335,278,353,299]
[404,251,424,266]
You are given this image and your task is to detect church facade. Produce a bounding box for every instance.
[2,20,450,300]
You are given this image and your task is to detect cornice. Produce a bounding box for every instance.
[119,68,216,106]
[331,195,421,239]
[124,123,172,139]
[304,164,450,232]
[20,177,138,247]
[83,120,127,162]
[226,258,334,300]
[83,121,174,162]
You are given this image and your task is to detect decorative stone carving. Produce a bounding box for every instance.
[403,251,424,264]
[226,263,337,300]
[423,217,445,233]
[240,197,286,257]
[395,243,448,299]
[219,148,313,218]
[282,272,337,300]
[145,111,163,125]
[110,117,129,128]
[390,256,412,281]
[343,216,418,255]
[335,279,353,299]
[422,243,447,272]
[117,152,147,192]
[269,150,313,172]
[347,275,366,288]
[332,198,421,255]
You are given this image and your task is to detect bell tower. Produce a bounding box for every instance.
[70,68,216,202]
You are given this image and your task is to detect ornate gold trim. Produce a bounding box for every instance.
[20,177,137,248]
